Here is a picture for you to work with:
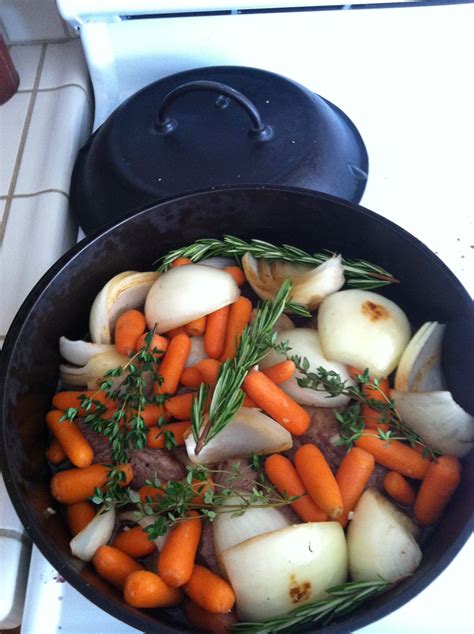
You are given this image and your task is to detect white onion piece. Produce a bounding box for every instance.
[145,264,240,334]
[221,522,347,621]
[260,329,353,407]
[70,506,115,562]
[249,309,295,333]
[60,349,129,389]
[90,271,159,344]
[242,253,345,310]
[59,336,115,366]
[318,290,411,379]
[185,407,292,465]
[391,390,473,457]
[394,322,446,392]
[200,257,236,269]
[347,488,421,583]
[213,496,291,560]
[185,336,207,368]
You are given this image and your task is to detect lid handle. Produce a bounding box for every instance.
[154,80,273,142]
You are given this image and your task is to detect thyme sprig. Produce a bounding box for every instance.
[155,235,398,290]
[232,578,391,633]
[193,280,293,453]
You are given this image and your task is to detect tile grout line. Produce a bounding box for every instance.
[9,37,78,47]
[17,83,94,113]
[0,43,48,243]
[0,189,69,201]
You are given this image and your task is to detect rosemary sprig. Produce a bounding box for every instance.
[232,579,391,633]
[155,236,398,290]
[193,280,293,453]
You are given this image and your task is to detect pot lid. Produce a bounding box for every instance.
[71,66,368,233]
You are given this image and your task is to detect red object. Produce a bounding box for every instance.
[0,36,19,104]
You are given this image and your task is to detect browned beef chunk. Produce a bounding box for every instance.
[197,520,220,574]
[129,447,187,488]
[366,463,388,492]
[214,459,258,492]
[278,504,301,525]
[76,418,113,464]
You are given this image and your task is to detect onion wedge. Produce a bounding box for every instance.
[70,506,115,562]
[60,349,129,389]
[391,390,473,457]
[185,407,293,465]
[59,336,115,366]
[394,322,446,392]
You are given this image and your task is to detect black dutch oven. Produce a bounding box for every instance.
[70,66,368,233]
[1,186,473,633]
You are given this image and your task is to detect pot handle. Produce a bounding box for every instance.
[154,80,273,142]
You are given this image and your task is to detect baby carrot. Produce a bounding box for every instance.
[383,471,416,507]
[124,570,183,608]
[294,444,344,519]
[347,366,363,381]
[46,438,67,465]
[166,325,188,338]
[355,433,430,480]
[52,390,113,414]
[171,257,192,268]
[220,297,253,361]
[113,526,156,558]
[50,463,133,504]
[361,378,391,429]
[224,266,246,287]
[158,511,202,587]
[46,410,94,468]
[243,371,310,435]
[264,454,327,522]
[335,447,375,527]
[183,565,235,614]
[183,600,238,633]
[164,393,194,420]
[147,421,191,448]
[140,403,169,428]
[180,366,203,388]
[138,485,165,502]
[135,332,168,358]
[204,306,230,359]
[93,545,144,589]
[191,477,215,506]
[242,395,258,408]
[66,501,96,536]
[114,309,146,356]
[414,455,461,526]
[186,315,207,337]
[156,333,191,395]
[196,358,222,387]
[261,360,296,385]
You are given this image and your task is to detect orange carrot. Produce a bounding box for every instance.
[261,360,296,385]
[114,309,146,356]
[147,421,191,448]
[204,306,230,359]
[264,454,327,522]
[138,485,165,503]
[186,315,207,337]
[180,366,203,388]
[243,371,310,435]
[294,444,344,519]
[196,358,222,387]
[46,438,67,465]
[242,395,258,408]
[360,378,391,430]
[135,332,169,358]
[183,565,235,614]
[224,266,246,287]
[184,600,238,633]
[164,393,194,420]
[414,455,461,526]
[66,501,96,536]
[220,297,253,361]
[158,511,202,587]
[93,545,144,589]
[140,403,169,428]
[171,257,192,268]
[113,526,156,558]
[191,477,215,506]
[355,433,430,480]
[156,333,191,395]
[336,447,375,527]
[166,325,188,338]
[46,410,94,468]
[50,463,133,504]
[52,390,113,415]
[124,570,183,608]
[347,366,363,381]
[383,471,416,507]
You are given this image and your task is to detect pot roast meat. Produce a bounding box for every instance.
[214,459,258,492]
[197,519,220,574]
[129,447,187,489]
[76,418,113,464]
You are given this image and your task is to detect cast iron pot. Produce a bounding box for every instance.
[1,186,473,633]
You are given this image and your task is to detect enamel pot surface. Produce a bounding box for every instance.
[1,187,473,633]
